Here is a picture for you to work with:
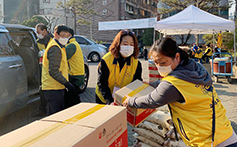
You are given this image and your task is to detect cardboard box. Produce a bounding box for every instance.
[114,80,156,127]
[0,121,97,147]
[41,103,128,147]
[0,103,127,147]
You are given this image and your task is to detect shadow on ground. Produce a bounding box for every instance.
[80,87,96,103]
[213,83,228,88]
[214,89,237,97]
[231,121,237,133]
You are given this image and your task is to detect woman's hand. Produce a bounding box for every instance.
[143,81,149,85]
[122,95,130,107]
[122,95,132,111]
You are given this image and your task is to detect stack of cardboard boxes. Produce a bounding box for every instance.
[0,103,127,147]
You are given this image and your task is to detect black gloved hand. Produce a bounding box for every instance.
[64,82,76,93]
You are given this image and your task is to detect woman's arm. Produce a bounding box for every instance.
[97,60,113,104]
[149,80,161,88]
[128,81,184,109]
[132,60,143,81]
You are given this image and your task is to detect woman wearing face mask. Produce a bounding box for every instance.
[123,37,237,147]
[95,29,142,104]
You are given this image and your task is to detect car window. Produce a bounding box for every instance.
[86,38,96,44]
[0,32,14,56]
[76,37,89,45]
[9,32,35,51]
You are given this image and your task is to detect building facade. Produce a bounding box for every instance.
[0,0,3,23]
[78,0,158,42]
[39,0,158,42]
[229,0,236,20]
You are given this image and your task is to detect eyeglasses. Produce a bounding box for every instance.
[122,30,135,35]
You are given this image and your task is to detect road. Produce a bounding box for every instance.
[0,59,236,146]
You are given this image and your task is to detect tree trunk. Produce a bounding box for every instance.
[181,35,184,45]
[74,13,76,35]
[184,33,191,45]
[90,16,92,39]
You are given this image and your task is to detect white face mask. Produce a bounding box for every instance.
[157,61,173,77]
[37,33,44,39]
[120,45,134,57]
[59,38,69,45]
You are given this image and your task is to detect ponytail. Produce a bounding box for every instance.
[177,48,189,65]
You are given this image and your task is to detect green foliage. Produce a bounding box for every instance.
[158,0,231,16]
[95,40,105,44]
[202,31,237,53]
[22,16,48,28]
[140,28,159,46]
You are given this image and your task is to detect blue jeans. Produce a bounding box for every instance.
[205,56,211,63]
[194,58,202,64]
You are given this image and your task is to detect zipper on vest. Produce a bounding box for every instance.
[68,61,71,70]
[177,118,190,141]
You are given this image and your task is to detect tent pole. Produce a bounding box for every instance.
[234,30,236,64]
[213,31,215,51]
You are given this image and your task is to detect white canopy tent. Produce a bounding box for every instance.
[155,5,236,63]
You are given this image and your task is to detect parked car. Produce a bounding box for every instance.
[0,24,89,117]
[78,55,89,93]
[101,43,111,52]
[74,35,107,62]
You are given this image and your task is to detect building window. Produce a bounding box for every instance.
[102,0,107,5]
[102,9,107,15]
[125,4,134,14]
[146,0,150,4]
[140,9,145,16]
[43,0,50,3]
[39,9,44,15]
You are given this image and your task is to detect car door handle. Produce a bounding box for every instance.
[9,64,22,69]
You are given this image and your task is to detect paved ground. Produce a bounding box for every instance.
[0,59,236,146]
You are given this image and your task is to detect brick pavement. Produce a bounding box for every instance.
[0,60,236,147]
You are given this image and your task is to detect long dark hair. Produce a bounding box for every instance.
[149,37,189,65]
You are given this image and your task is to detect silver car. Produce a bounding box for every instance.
[0,24,89,117]
[74,35,107,62]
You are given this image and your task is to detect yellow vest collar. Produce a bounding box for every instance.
[69,37,76,43]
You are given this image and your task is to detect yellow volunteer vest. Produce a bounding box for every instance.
[95,52,138,103]
[41,39,68,90]
[37,37,53,51]
[162,76,232,147]
[67,39,85,76]
[194,48,203,59]
[205,47,212,56]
